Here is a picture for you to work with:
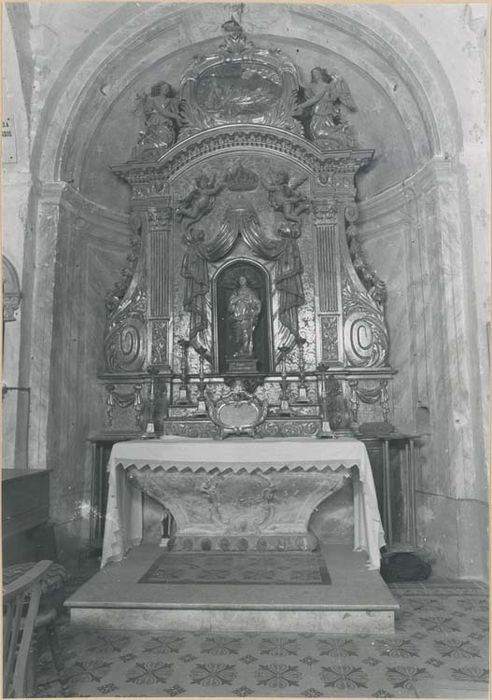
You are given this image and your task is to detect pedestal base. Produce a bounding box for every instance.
[227,357,258,373]
[70,607,395,634]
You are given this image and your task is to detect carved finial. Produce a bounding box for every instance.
[220,15,250,53]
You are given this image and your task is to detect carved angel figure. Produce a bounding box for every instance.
[262,170,310,223]
[176,174,223,230]
[294,67,356,147]
[135,81,181,156]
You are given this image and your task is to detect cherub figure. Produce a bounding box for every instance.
[262,170,310,223]
[135,81,181,156]
[176,174,223,229]
[294,67,356,146]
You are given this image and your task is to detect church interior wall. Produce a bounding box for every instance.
[3,3,489,579]
[43,198,131,563]
[358,161,488,579]
[2,10,31,472]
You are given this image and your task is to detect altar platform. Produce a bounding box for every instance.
[65,543,398,634]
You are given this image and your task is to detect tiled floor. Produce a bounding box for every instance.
[36,578,488,698]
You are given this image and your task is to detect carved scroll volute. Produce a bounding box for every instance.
[103,210,148,373]
[340,202,390,368]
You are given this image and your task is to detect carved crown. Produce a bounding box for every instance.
[226,163,259,192]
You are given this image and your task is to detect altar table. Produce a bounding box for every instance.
[101,436,385,570]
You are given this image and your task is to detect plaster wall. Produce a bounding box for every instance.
[351,4,489,580]
[44,198,130,564]
[2,11,31,470]
[395,2,490,458]
[358,159,488,578]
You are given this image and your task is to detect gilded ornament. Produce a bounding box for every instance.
[176,173,223,230]
[294,67,357,149]
[228,275,262,359]
[134,81,181,160]
[178,21,301,136]
[262,170,310,223]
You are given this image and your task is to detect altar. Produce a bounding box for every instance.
[63,14,409,637]
[101,436,385,570]
[83,18,402,634]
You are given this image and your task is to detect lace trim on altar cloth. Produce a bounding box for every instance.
[114,460,356,474]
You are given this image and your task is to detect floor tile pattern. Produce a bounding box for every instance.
[36,579,488,698]
[140,551,331,585]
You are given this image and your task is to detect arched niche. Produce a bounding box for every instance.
[212,259,273,375]
[3,256,22,322]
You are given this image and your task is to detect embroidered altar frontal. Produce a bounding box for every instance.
[139,551,331,585]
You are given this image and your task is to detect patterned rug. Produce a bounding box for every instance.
[37,578,488,698]
[139,551,331,585]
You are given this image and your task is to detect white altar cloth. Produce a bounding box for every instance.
[101,436,385,569]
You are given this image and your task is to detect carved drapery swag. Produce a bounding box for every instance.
[181,200,305,359]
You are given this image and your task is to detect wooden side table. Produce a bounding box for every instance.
[88,435,136,545]
[361,434,420,550]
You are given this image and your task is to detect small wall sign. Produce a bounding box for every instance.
[2,116,17,164]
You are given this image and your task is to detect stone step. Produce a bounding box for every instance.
[65,543,398,634]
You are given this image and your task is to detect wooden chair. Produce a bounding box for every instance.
[3,560,53,698]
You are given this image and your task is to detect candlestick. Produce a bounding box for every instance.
[195,346,208,416]
[316,363,334,438]
[143,366,159,437]
[133,384,143,428]
[278,345,291,416]
[296,336,309,403]
[176,339,192,405]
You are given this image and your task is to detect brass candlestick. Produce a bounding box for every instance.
[296,336,309,403]
[278,345,291,416]
[176,339,192,405]
[133,384,143,428]
[316,362,334,438]
[195,346,208,416]
[143,366,159,437]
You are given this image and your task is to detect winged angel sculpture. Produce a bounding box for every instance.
[294,67,357,148]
